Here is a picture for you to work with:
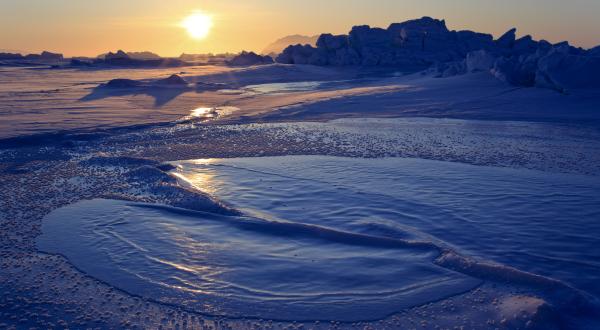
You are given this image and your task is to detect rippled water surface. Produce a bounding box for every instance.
[37,198,478,320]
[176,156,600,298]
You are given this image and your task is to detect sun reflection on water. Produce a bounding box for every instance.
[190,107,218,118]
[169,159,219,195]
[182,106,239,122]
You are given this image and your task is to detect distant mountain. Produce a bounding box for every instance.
[262,35,319,55]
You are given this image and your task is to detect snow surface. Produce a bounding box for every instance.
[2,112,598,327]
[2,64,600,142]
[2,44,600,328]
[0,64,358,139]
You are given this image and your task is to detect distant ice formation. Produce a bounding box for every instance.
[103,78,142,88]
[24,51,64,61]
[95,50,161,61]
[101,74,188,88]
[0,52,25,60]
[94,50,188,67]
[0,50,63,62]
[276,17,600,92]
[154,74,188,86]
[226,51,274,66]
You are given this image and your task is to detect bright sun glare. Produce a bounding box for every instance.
[182,12,213,40]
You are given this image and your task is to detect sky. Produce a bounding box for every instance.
[1,0,599,57]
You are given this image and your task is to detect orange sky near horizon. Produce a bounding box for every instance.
[1,0,599,57]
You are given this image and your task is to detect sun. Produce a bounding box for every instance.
[181,12,213,40]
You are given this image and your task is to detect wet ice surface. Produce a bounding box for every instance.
[244,81,326,93]
[181,106,240,121]
[239,80,360,94]
[5,113,597,328]
[38,199,478,321]
[37,154,600,321]
[175,156,600,300]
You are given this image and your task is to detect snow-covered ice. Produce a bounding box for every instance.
[3,63,600,144]
[2,27,600,327]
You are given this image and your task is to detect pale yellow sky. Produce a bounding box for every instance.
[1,0,599,57]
